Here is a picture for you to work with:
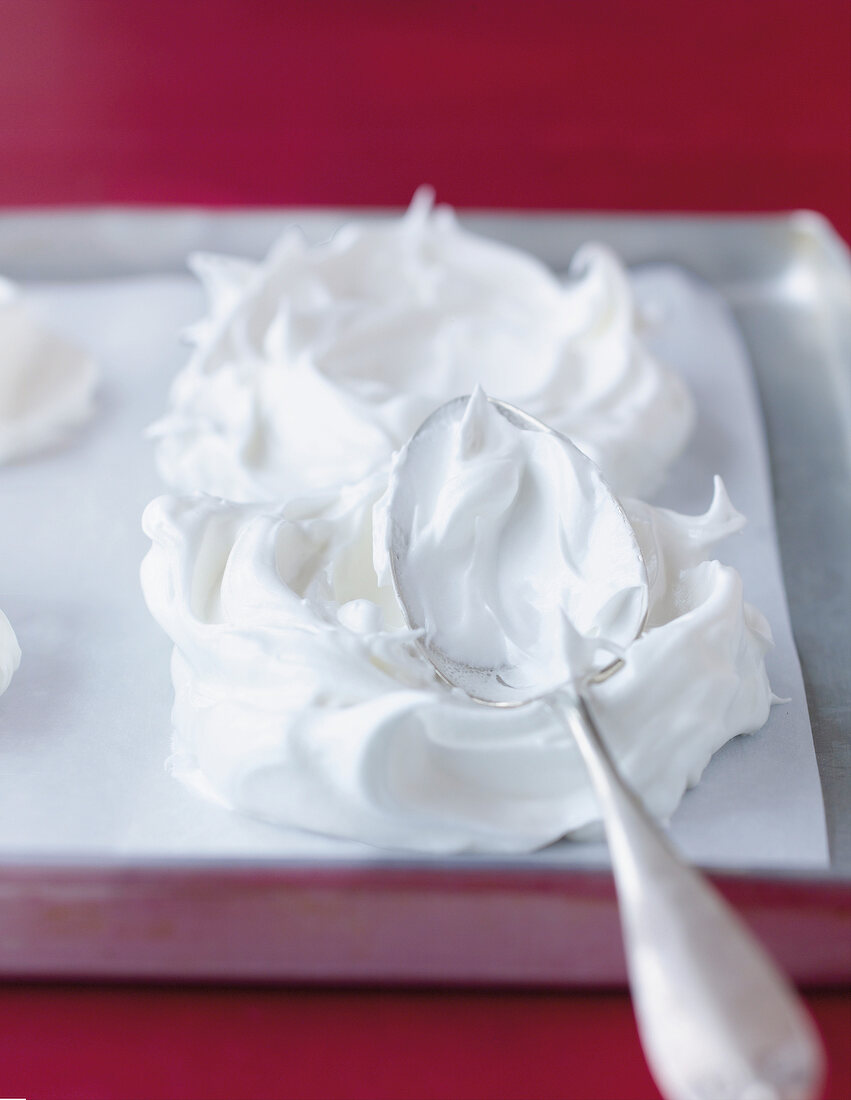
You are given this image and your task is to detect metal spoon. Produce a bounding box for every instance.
[387,394,824,1100]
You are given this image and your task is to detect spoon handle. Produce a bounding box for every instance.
[549,690,825,1100]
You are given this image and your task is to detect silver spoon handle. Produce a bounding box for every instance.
[549,690,825,1100]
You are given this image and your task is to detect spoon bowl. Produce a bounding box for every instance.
[387,392,649,705]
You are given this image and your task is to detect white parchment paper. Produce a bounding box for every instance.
[0,267,828,870]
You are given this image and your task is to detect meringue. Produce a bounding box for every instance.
[0,608,20,697]
[141,461,773,853]
[0,277,97,463]
[151,190,694,503]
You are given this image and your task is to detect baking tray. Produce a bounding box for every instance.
[0,208,848,986]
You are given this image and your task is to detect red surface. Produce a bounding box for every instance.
[0,2,848,1098]
[0,984,844,1100]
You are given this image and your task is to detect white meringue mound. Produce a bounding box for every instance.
[0,608,21,696]
[141,472,773,854]
[0,278,97,463]
[150,188,694,503]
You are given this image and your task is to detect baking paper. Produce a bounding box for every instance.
[0,264,828,870]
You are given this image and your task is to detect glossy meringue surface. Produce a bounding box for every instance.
[385,388,648,701]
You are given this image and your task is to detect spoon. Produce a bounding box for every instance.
[387,394,824,1100]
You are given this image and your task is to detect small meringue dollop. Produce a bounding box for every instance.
[0,277,97,463]
[141,461,772,853]
[0,608,20,697]
[150,189,694,503]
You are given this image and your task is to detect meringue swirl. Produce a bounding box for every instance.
[151,190,694,503]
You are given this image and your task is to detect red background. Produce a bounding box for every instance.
[0,0,848,237]
[0,2,849,1098]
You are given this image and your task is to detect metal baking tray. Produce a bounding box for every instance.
[0,208,848,986]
